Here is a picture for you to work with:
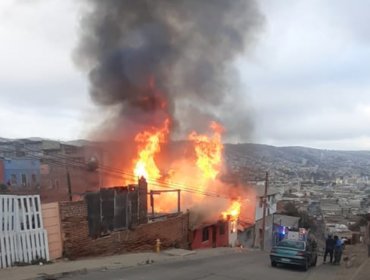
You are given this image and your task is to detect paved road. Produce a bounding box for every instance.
[65,250,350,280]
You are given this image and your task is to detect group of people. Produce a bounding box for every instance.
[323,235,345,265]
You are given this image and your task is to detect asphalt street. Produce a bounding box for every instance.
[65,250,351,280]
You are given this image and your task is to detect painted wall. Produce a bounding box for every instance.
[255,194,277,221]
[0,160,4,184]
[228,220,238,247]
[254,215,274,250]
[191,222,229,249]
[42,202,63,260]
[3,159,40,188]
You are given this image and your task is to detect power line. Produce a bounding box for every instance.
[0,147,234,199]
[19,146,234,198]
[0,147,249,199]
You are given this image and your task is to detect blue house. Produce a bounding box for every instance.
[1,159,40,188]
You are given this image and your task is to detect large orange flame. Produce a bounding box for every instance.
[133,119,169,180]
[188,122,224,180]
[130,119,249,226]
[221,200,241,221]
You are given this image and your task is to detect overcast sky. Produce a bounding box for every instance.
[1,0,370,150]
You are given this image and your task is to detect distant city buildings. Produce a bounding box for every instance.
[0,139,102,202]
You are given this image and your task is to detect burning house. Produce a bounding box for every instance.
[86,177,148,237]
[73,0,263,247]
[191,203,241,249]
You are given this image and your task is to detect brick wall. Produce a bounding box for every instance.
[59,200,189,259]
[40,165,100,203]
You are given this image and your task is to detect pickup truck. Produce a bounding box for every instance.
[270,239,318,271]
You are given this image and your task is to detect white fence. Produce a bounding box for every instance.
[0,195,49,268]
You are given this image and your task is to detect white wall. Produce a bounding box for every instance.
[255,194,277,221]
[228,220,238,247]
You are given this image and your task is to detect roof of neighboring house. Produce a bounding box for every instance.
[190,220,226,230]
[273,214,300,228]
[42,140,61,150]
[255,186,279,198]
[238,220,254,231]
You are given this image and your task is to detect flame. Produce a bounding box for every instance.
[221,200,241,221]
[133,119,169,180]
[188,122,224,180]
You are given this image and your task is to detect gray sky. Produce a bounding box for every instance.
[1,0,370,150]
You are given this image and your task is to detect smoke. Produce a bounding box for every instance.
[75,0,263,140]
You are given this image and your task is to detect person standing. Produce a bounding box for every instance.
[323,235,335,264]
[333,235,343,265]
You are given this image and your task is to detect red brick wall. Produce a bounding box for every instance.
[40,165,100,203]
[59,200,189,259]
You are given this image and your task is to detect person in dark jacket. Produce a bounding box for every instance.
[323,235,335,263]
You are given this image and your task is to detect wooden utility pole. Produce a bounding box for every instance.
[261,171,269,250]
[67,168,72,202]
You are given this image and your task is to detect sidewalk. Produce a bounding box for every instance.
[351,258,370,280]
[0,247,249,280]
[333,244,369,280]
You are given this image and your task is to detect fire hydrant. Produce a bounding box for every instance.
[155,238,161,253]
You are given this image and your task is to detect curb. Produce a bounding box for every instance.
[21,248,246,280]
[27,261,152,280]
[32,268,89,280]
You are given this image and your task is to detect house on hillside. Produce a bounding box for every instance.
[191,219,238,249]
[238,187,279,249]
[0,158,40,190]
[0,139,103,202]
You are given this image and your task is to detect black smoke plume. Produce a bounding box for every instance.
[75,0,263,139]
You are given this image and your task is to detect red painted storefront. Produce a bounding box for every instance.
[191,221,229,249]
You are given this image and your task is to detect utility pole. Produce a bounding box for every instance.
[67,168,72,202]
[261,171,269,250]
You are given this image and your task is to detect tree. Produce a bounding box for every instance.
[283,202,316,230]
[283,202,300,217]
[349,215,368,231]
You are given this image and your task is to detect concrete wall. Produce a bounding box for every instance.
[254,215,274,250]
[42,202,63,260]
[59,201,189,259]
[238,226,255,248]
[255,195,277,221]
